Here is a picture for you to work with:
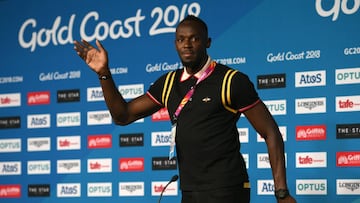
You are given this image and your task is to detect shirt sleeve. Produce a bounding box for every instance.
[147,72,173,107]
[230,71,260,112]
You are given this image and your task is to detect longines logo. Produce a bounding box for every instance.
[119,182,144,196]
[257,73,286,89]
[337,179,360,195]
[152,157,177,170]
[120,133,144,147]
[336,123,360,139]
[0,116,21,129]
[295,97,326,114]
[57,89,80,103]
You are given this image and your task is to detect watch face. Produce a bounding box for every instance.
[275,189,289,199]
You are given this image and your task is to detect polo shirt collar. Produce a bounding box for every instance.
[181,56,211,82]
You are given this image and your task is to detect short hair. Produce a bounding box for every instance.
[177,15,208,36]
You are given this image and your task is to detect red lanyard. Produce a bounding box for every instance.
[173,61,216,121]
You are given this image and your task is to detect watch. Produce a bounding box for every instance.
[275,189,289,199]
[99,75,111,80]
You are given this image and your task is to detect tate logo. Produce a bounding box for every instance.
[0,93,21,107]
[295,70,326,87]
[336,95,360,112]
[151,181,178,196]
[296,152,327,168]
[27,91,50,105]
[119,182,144,196]
[57,136,81,150]
[87,158,112,173]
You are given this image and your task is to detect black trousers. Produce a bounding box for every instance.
[181,183,250,203]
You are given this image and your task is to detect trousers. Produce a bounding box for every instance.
[181,182,250,203]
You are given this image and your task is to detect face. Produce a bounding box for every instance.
[175,20,211,71]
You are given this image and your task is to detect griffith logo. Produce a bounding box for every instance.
[152,108,170,121]
[337,151,360,167]
[119,158,144,172]
[296,125,326,140]
[0,184,21,198]
[88,134,112,149]
[27,91,50,105]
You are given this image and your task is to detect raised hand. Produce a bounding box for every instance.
[73,39,109,75]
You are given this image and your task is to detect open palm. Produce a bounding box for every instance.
[74,39,108,74]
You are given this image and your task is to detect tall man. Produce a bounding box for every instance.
[74,15,296,203]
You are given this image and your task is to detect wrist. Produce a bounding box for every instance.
[275,188,289,200]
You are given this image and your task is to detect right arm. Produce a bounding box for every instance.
[74,39,161,125]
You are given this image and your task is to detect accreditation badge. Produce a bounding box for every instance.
[169,123,176,160]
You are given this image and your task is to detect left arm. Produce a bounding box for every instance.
[243,100,296,202]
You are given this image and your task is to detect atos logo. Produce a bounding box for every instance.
[295,70,326,87]
[315,0,360,21]
[151,131,172,146]
[87,87,104,102]
[57,183,80,197]
[27,114,50,129]
[0,161,21,175]
[257,180,274,195]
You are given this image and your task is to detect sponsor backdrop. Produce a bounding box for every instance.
[0,0,359,203]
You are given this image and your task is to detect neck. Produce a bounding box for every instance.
[185,55,209,75]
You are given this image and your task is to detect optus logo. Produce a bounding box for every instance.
[315,0,360,21]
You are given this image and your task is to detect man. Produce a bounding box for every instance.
[74,15,296,203]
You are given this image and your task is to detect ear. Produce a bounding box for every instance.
[206,37,212,48]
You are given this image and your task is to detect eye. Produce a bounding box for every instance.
[190,37,199,42]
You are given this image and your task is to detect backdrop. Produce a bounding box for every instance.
[0,0,360,203]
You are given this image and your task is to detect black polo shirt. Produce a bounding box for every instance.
[147,62,259,191]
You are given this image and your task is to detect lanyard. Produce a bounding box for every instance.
[173,60,216,122]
